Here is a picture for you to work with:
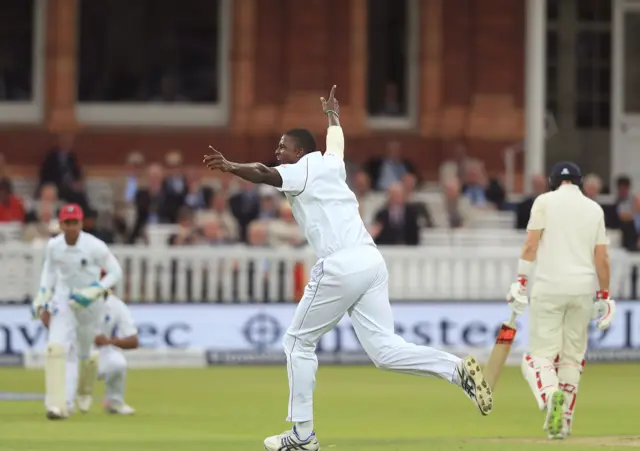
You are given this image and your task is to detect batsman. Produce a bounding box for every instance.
[506,162,615,439]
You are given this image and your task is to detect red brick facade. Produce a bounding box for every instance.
[0,0,525,179]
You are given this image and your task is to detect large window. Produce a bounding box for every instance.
[366,0,418,128]
[76,0,230,126]
[0,0,44,123]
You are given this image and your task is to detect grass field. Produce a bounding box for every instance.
[0,364,638,451]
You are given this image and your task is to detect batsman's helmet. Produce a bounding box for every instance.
[548,161,583,190]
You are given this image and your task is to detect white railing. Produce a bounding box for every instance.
[0,244,636,303]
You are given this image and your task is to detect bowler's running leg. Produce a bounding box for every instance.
[264,245,491,451]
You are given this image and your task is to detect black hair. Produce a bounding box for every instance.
[284,128,317,154]
[617,175,631,187]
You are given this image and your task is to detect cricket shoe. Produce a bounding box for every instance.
[457,356,493,415]
[46,406,68,420]
[104,401,135,415]
[544,390,565,438]
[263,427,320,451]
[76,395,93,413]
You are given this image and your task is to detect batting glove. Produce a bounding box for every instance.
[592,290,616,331]
[70,282,107,310]
[31,288,54,320]
[506,275,528,315]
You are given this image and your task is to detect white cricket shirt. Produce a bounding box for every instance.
[275,126,374,259]
[528,184,609,296]
[39,231,123,296]
[102,294,138,338]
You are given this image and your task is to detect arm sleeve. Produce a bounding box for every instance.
[115,301,138,338]
[38,241,56,290]
[95,243,123,290]
[274,159,309,195]
[527,196,546,230]
[324,126,345,160]
[596,209,609,246]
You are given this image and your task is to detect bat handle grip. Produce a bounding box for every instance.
[507,312,518,327]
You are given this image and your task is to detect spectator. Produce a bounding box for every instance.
[130,163,168,243]
[461,159,496,208]
[351,169,373,224]
[62,177,92,211]
[515,174,548,229]
[202,192,239,242]
[402,173,433,228]
[432,177,477,228]
[229,179,260,242]
[610,175,633,228]
[267,203,305,247]
[257,186,281,220]
[26,183,60,223]
[369,183,420,245]
[168,206,200,246]
[0,179,25,223]
[378,82,402,116]
[247,221,270,247]
[365,141,418,191]
[184,168,214,211]
[198,213,227,245]
[583,173,602,201]
[38,133,82,200]
[162,150,188,223]
[121,151,146,203]
[83,208,114,244]
[23,200,57,243]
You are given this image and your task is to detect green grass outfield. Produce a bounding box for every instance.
[0,364,637,451]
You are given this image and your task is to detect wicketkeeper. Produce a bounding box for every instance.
[506,162,615,439]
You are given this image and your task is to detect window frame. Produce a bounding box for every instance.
[366,0,420,130]
[0,0,46,124]
[75,0,231,127]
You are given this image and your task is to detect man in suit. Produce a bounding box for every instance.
[229,179,261,243]
[369,183,420,245]
[161,150,188,223]
[516,174,548,229]
[38,133,83,200]
[364,141,418,191]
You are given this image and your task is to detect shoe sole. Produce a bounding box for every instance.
[546,391,565,436]
[463,356,493,416]
[264,445,320,451]
[46,411,66,420]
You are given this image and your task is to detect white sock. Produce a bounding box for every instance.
[295,421,314,439]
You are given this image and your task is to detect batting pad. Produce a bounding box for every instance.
[522,353,559,410]
[77,352,100,396]
[45,343,67,412]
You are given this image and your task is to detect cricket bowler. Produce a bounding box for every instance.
[506,162,615,439]
[204,85,493,451]
[31,204,123,420]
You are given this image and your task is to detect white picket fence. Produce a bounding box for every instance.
[0,243,636,303]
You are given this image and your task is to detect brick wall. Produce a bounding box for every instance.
[0,0,525,179]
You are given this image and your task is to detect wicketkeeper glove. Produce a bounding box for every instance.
[592,290,616,331]
[506,275,528,315]
[70,282,107,310]
[31,287,54,320]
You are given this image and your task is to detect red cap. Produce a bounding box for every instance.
[59,204,84,221]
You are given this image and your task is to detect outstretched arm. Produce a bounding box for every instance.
[203,148,283,187]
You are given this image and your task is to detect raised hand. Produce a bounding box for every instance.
[320,85,339,117]
[203,146,233,172]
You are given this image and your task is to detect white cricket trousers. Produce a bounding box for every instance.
[284,244,461,422]
[65,346,128,409]
[48,293,105,358]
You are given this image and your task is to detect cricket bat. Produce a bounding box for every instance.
[484,312,518,390]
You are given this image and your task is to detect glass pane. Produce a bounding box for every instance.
[77,0,220,103]
[547,0,559,22]
[597,66,610,98]
[598,31,610,62]
[546,99,558,118]
[367,0,408,116]
[546,30,558,62]
[576,31,598,60]
[576,66,595,96]
[546,65,558,95]
[0,0,34,101]
[624,12,640,113]
[597,101,610,127]
[576,101,594,128]
[577,0,611,23]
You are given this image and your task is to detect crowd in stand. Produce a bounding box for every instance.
[1,134,640,252]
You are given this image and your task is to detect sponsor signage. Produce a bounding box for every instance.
[1,302,639,356]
